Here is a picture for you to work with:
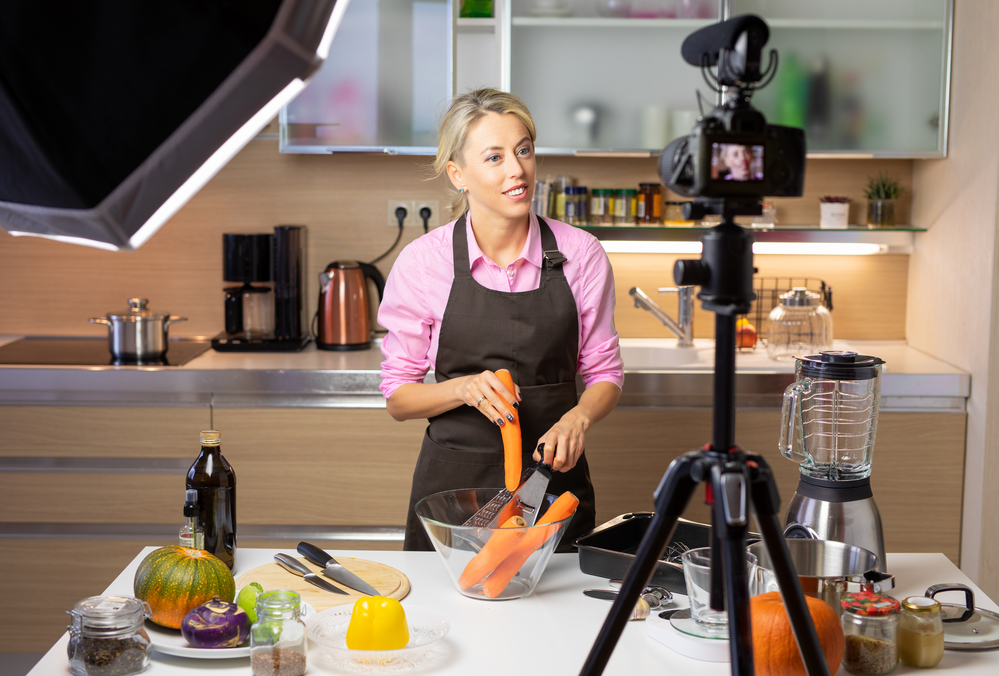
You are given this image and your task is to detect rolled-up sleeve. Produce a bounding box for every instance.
[575,236,624,390]
[378,245,436,399]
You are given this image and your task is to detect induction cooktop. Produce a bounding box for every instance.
[0,337,211,366]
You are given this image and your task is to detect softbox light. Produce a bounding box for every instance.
[0,0,347,251]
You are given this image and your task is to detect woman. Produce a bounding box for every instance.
[720,143,759,181]
[378,89,623,551]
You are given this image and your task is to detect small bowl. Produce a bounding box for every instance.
[414,488,574,601]
[307,604,449,670]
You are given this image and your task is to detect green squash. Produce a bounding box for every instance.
[133,545,235,629]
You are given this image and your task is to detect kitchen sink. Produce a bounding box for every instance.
[618,338,716,370]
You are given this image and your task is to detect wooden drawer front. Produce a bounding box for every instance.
[585,410,965,565]
[1,474,181,523]
[0,540,156,653]
[212,409,426,526]
[0,407,210,458]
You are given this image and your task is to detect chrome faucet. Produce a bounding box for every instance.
[629,286,695,348]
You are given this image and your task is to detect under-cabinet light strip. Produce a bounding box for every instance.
[601,241,888,255]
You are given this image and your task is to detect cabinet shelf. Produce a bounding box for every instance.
[584,225,922,254]
[511,17,714,29]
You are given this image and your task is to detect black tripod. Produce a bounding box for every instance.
[580,200,831,676]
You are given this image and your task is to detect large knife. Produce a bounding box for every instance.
[274,553,348,595]
[297,542,380,596]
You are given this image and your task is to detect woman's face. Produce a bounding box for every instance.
[724,144,753,180]
[448,112,536,226]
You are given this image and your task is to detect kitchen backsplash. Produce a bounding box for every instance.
[0,134,910,342]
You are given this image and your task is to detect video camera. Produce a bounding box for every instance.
[659,15,806,205]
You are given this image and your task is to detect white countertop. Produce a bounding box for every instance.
[27,547,999,675]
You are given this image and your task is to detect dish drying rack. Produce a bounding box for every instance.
[741,277,833,348]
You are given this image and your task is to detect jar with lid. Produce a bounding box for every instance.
[67,595,151,676]
[899,596,944,668]
[637,183,662,224]
[664,201,693,226]
[251,590,307,676]
[841,592,901,675]
[565,187,589,225]
[767,287,833,360]
[590,189,614,225]
[613,188,637,224]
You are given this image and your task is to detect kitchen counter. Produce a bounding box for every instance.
[0,336,970,412]
[26,547,999,675]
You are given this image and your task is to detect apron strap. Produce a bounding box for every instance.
[452,213,471,278]
[452,214,568,279]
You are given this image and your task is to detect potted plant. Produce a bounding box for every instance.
[819,196,851,229]
[864,172,905,228]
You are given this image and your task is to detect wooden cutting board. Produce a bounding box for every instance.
[234,557,410,612]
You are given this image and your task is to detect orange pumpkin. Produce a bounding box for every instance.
[750,591,845,676]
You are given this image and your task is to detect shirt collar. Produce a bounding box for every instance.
[465,212,543,271]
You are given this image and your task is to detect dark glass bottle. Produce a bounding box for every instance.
[186,430,236,569]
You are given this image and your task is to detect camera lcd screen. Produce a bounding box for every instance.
[711,143,764,182]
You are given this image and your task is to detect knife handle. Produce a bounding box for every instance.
[297,541,333,568]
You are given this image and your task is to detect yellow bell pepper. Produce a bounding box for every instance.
[345,596,409,650]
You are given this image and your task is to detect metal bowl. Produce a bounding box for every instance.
[748,538,879,579]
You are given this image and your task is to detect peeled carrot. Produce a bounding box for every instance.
[458,515,528,589]
[495,369,521,492]
[481,491,580,598]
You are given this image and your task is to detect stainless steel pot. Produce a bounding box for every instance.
[89,298,187,362]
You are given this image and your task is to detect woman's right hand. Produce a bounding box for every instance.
[456,370,521,426]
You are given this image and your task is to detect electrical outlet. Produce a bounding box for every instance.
[387,200,415,227]
[415,200,441,229]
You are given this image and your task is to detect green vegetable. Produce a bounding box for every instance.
[236,582,264,623]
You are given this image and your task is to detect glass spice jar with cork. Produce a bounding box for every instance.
[841,591,901,675]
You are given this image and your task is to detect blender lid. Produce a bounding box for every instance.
[779,287,823,307]
[798,351,885,380]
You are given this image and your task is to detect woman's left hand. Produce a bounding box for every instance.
[533,407,591,472]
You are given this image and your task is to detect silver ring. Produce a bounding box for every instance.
[475,396,485,407]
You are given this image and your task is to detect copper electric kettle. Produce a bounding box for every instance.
[316,261,385,350]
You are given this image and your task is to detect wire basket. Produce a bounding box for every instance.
[742,277,833,348]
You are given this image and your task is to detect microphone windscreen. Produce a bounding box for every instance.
[681,14,769,67]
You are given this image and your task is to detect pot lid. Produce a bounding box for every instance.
[797,351,885,381]
[927,584,999,650]
[107,298,168,320]
[779,287,822,307]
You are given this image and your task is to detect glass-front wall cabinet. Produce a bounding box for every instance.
[281,0,951,158]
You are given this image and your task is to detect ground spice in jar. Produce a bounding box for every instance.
[68,635,148,676]
[843,634,898,675]
[251,647,307,676]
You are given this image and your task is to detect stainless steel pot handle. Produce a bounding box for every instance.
[89,318,111,326]
[165,316,188,326]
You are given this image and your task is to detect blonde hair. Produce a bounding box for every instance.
[433,89,537,217]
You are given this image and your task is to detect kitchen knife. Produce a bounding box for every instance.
[296,542,380,596]
[274,553,348,595]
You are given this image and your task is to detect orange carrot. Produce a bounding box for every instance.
[481,491,580,598]
[495,369,521,492]
[457,515,528,589]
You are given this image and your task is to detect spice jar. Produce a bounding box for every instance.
[664,201,693,226]
[637,183,662,224]
[899,596,944,668]
[67,595,151,676]
[841,592,901,675]
[251,590,307,676]
[590,189,614,225]
[613,188,637,225]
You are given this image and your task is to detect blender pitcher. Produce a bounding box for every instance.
[779,351,889,573]
[779,351,884,481]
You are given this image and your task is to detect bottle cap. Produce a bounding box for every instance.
[902,596,942,614]
[841,591,901,616]
[184,489,198,516]
[200,430,221,445]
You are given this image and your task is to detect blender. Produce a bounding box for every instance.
[779,351,888,572]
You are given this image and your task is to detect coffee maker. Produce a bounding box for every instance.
[779,351,888,572]
[212,225,309,352]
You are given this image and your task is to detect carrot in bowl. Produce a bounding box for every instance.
[457,515,528,590]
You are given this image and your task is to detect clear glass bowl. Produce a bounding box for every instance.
[414,488,573,601]
[306,604,449,672]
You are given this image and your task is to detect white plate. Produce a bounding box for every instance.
[148,602,315,659]
[307,604,450,672]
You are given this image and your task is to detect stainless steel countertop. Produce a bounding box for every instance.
[0,336,970,412]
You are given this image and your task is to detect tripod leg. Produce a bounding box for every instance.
[748,454,832,676]
[711,461,754,674]
[579,452,702,676]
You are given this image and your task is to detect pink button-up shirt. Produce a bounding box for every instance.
[378,213,624,399]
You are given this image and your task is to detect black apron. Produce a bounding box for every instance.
[403,215,596,552]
